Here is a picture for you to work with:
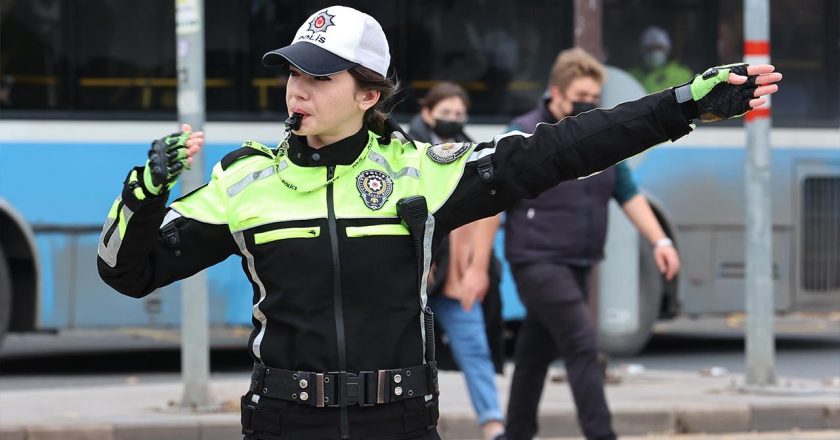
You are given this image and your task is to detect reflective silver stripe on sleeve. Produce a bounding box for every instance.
[227,165,278,197]
[419,213,435,361]
[97,202,135,268]
[368,150,420,179]
[233,231,268,361]
[466,147,495,163]
[466,130,534,163]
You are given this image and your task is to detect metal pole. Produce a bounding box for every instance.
[573,0,605,326]
[743,0,776,386]
[574,0,604,60]
[175,0,213,408]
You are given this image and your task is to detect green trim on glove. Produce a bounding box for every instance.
[143,130,192,196]
[690,63,744,101]
[142,162,166,196]
[129,169,148,200]
[681,63,755,123]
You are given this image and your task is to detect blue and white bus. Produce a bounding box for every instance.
[1,0,837,353]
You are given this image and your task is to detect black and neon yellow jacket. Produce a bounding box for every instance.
[97,90,692,376]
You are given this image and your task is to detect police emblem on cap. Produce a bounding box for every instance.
[308,10,336,33]
[427,142,471,164]
[357,170,393,211]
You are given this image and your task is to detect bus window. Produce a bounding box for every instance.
[400,0,572,119]
[603,0,839,127]
[0,0,65,111]
[73,0,176,113]
[767,0,838,126]
[603,0,717,93]
[718,0,840,126]
[2,0,575,121]
[204,0,248,115]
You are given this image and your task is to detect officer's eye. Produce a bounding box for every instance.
[314,75,332,81]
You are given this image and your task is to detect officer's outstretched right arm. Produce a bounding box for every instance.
[431,63,781,233]
[97,133,237,298]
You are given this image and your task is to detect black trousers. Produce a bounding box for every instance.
[505,262,616,440]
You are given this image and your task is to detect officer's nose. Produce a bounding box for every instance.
[290,88,308,103]
[287,79,309,103]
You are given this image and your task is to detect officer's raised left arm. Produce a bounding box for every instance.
[433,64,781,232]
[97,126,238,298]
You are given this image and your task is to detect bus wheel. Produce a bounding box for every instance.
[600,242,663,356]
[0,245,11,349]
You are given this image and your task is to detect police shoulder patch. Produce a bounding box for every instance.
[426,142,471,164]
[356,169,393,211]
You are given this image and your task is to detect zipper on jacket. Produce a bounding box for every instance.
[326,165,350,439]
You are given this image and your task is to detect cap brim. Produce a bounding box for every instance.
[262,42,357,76]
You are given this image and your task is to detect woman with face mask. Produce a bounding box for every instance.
[95,5,781,439]
[409,82,473,144]
[409,82,508,440]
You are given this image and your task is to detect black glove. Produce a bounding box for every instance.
[143,131,191,196]
[674,63,758,122]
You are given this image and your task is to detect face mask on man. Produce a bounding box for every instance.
[644,49,668,70]
[569,102,597,117]
[432,119,465,139]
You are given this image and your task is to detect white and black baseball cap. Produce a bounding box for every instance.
[262,6,390,78]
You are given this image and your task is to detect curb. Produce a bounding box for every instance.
[2,403,839,440]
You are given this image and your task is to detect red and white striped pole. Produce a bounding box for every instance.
[743,0,776,387]
[744,39,772,121]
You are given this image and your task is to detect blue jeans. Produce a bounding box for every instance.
[428,295,503,426]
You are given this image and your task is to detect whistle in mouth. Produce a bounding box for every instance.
[285,112,303,131]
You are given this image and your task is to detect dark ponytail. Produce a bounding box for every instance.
[348,66,400,136]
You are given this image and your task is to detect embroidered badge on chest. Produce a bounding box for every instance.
[426,142,471,164]
[356,170,394,211]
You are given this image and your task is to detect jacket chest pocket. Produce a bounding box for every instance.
[254,226,321,244]
[345,224,409,238]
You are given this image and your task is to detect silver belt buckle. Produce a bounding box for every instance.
[315,373,325,407]
[376,370,387,404]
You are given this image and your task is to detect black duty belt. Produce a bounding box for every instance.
[250,362,439,408]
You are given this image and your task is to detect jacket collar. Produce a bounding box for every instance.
[540,97,559,124]
[287,125,369,167]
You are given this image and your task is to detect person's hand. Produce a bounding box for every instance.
[441,271,462,302]
[678,63,782,122]
[183,124,204,164]
[653,243,680,281]
[458,266,489,311]
[142,123,204,195]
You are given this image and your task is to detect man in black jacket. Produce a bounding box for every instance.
[504,48,680,440]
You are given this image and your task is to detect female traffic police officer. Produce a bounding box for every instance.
[97,5,781,440]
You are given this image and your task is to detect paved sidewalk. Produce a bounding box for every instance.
[1,367,838,439]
